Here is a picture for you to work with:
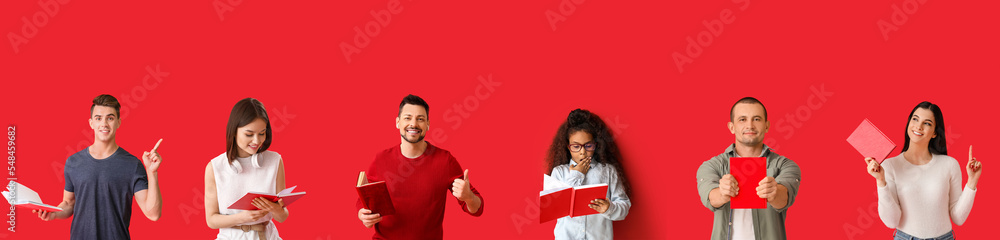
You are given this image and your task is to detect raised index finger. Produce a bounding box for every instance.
[151,138,163,152]
[969,145,974,161]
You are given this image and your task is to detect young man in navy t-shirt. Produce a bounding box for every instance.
[34,94,165,240]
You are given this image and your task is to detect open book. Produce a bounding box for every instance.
[729,157,767,209]
[538,174,608,223]
[2,181,63,212]
[226,186,306,210]
[847,118,896,164]
[356,171,395,216]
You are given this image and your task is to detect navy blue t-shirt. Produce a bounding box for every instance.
[64,147,148,240]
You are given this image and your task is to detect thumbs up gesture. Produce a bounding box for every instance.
[452,169,474,202]
[142,139,163,173]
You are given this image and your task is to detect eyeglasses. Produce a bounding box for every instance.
[568,142,596,152]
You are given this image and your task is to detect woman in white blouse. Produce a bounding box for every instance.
[865,101,982,240]
[204,98,289,240]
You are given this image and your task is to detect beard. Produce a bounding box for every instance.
[400,128,425,143]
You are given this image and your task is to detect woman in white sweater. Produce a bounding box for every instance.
[864,101,982,240]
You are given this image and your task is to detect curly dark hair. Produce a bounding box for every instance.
[545,109,631,195]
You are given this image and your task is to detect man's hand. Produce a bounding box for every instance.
[358,208,382,228]
[33,209,57,221]
[142,139,163,173]
[452,169,474,202]
[756,176,777,201]
[719,174,739,198]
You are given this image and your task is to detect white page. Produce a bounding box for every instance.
[3,181,44,204]
[540,174,571,195]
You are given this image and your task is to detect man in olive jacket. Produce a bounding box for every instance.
[697,97,802,240]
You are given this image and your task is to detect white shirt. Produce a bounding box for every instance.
[550,160,631,240]
[211,150,283,240]
[877,153,976,238]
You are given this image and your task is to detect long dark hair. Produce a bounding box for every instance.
[901,101,947,155]
[545,109,631,195]
[226,98,272,163]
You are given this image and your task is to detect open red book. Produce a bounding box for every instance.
[847,118,896,164]
[226,186,306,210]
[3,181,63,212]
[729,157,766,209]
[356,171,395,216]
[538,174,609,223]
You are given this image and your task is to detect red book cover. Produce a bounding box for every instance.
[570,184,609,217]
[16,202,63,212]
[729,157,767,209]
[538,187,572,223]
[356,181,396,216]
[539,174,609,222]
[226,186,306,210]
[847,118,897,164]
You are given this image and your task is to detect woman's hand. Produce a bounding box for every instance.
[966,145,982,189]
[865,157,886,187]
[251,197,284,215]
[237,209,268,223]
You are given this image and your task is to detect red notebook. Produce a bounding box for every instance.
[3,181,63,212]
[356,171,396,216]
[226,186,306,210]
[847,118,896,164]
[729,157,766,209]
[539,174,609,223]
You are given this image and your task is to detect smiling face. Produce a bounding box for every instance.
[567,130,595,162]
[906,108,937,147]
[396,104,428,144]
[89,106,120,143]
[236,118,268,158]
[728,102,769,147]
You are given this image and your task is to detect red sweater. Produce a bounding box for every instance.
[358,143,484,240]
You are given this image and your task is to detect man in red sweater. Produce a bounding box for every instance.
[357,94,484,239]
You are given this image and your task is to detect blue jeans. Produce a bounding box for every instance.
[894,229,954,240]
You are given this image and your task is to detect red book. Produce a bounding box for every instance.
[226,186,306,210]
[3,181,63,212]
[356,171,396,216]
[729,157,767,209]
[539,174,609,223]
[847,118,896,164]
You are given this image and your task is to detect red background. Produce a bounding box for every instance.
[2,0,997,239]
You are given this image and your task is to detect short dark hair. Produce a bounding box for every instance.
[902,101,947,155]
[730,97,767,121]
[226,98,272,163]
[91,94,121,117]
[398,94,430,118]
